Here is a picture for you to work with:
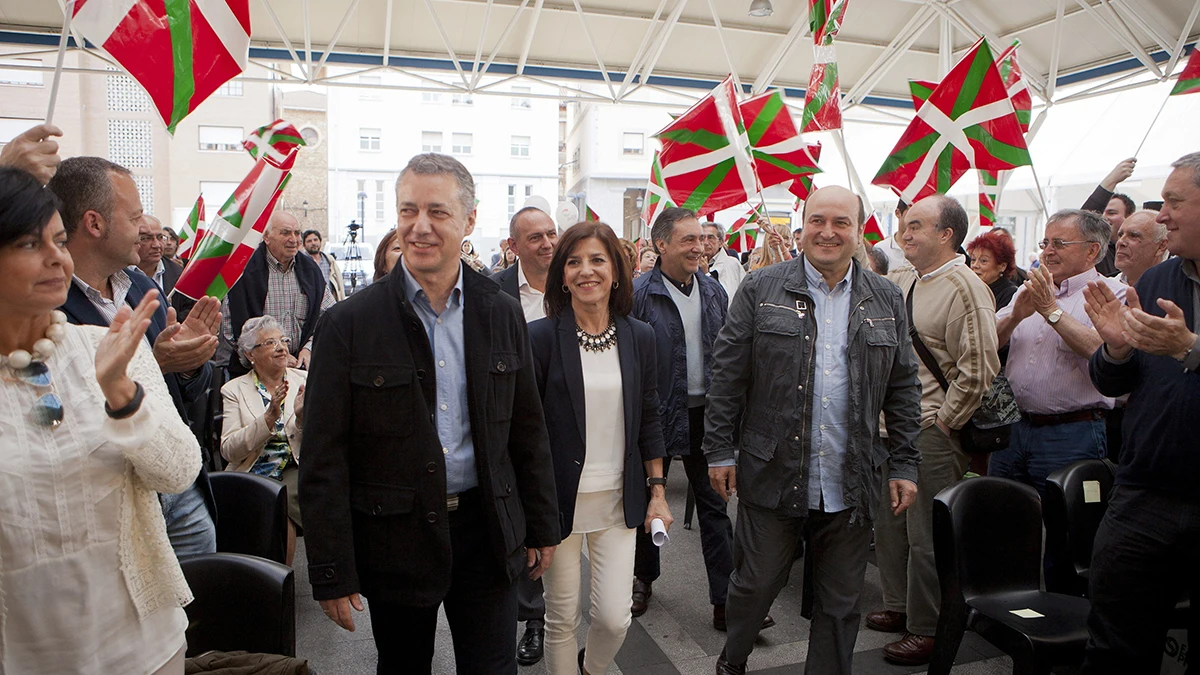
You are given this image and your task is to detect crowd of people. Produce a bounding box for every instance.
[0,120,1195,675]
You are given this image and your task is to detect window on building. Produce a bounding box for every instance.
[108,120,154,168]
[375,180,385,222]
[197,125,243,152]
[525,185,533,198]
[106,66,150,111]
[421,131,442,153]
[622,132,644,155]
[510,135,530,158]
[451,133,472,155]
[0,58,43,87]
[422,91,442,104]
[507,185,517,221]
[359,75,381,100]
[359,128,381,151]
[511,86,532,109]
[215,79,243,97]
[451,93,474,106]
[199,181,239,212]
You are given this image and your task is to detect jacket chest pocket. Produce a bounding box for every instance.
[862,318,898,382]
[350,364,416,436]
[489,351,521,423]
[754,306,806,375]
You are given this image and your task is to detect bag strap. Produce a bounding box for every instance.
[906,280,952,393]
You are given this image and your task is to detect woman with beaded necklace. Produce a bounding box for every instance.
[0,167,201,673]
[528,221,672,674]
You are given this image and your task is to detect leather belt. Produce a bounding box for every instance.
[1026,408,1107,427]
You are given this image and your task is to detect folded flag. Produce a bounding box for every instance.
[244,119,306,162]
[787,141,824,202]
[72,0,250,134]
[995,41,1032,134]
[585,205,600,222]
[979,169,1000,228]
[176,194,205,261]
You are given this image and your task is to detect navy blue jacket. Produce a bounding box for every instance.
[1090,257,1199,496]
[631,261,728,455]
[529,309,666,536]
[60,269,215,520]
[493,261,520,300]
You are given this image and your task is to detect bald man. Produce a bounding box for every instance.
[1115,210,1169,287]
[221,211,335,377]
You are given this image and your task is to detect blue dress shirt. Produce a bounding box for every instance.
[401,261,477,493]
[804,257,853,512]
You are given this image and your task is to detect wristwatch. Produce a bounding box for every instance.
[646,477,667,488]
[1046,308,1064,325]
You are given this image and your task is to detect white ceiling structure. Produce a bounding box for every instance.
[0,0,1196,118]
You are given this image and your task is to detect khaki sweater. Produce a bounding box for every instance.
[887,260,1000,430]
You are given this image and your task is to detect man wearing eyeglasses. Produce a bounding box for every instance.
[990,209,1127,510]
[134,215,183,295]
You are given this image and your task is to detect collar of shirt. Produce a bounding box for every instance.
[919,256,965,281]
[517,261,531,290]
[661,269,695,295]
[1182,258,1199,285]
[1055,267,1101,298]
[73,269,133,308]
[265,249,295,274]
[400,259,463,313]
[802,255,853,294]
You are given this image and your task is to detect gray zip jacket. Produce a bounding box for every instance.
[702,257,923,523]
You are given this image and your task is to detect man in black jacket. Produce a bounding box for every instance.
[300,153,559,674]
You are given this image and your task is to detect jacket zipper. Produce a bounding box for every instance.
[759,301,808,319]
[864,317,896,328]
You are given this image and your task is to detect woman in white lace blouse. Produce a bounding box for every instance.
[0,167,201,674]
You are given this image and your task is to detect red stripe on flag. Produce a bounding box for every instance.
[188,4,246,106]
[102,0,177,126]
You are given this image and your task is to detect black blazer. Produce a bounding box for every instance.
[493,260,520,299]
[299,261,560,607]
[529,308,666,537]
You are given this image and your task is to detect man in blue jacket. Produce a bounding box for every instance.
[1082,151,1200,674]
[630,208,770,631]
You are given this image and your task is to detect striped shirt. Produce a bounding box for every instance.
[998,267,1127,415]
[219,250,335,354]
[72,270,152,349]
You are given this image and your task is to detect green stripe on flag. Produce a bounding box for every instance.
[752,151,818,176]
[936,145,954,193]
[951,43,993,119]
[680,160,734,211]
[206,275,230,298]
[874,132,940,178]
[657,128,730,151]
[980,203,996,222]
[1171,77,1200,96]
[962,125,1032,166]
[746,94,783,146]
[164,0,195,134]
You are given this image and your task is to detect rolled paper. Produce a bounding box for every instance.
[651,518,669,547]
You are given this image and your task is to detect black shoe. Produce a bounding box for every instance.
[715,649,747,675]
[631,578,652,618]
[516,622,544,666]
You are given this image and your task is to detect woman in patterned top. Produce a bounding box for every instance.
[221,315,307,565]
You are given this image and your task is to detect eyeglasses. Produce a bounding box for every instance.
[1038,238,1091,251]
[15,362,63,428]
[253,337,292,350]
[138,234,169,243]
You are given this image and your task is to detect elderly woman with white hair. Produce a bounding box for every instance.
[220,315,307,564]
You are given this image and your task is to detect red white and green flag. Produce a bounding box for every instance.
[979,169,1000,228]
[995,41,1032,133]
[1171,47,1200,96]
[72,0,250,134]
[656,76,761,217]
[863,213,884,243]
[740,91,822,190]
[726,203,770,252]
[244,119,306,163]
[908,79,937,109]
[788,141,824,201]
[176,194,205,261]
[643,150,677,226]
[800,0,849,133]
[585,205,600,222]
[809,0,850,46]
[872,38,1032,205]
[175,150,297,300]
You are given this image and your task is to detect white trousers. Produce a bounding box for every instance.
[542,523,637,675]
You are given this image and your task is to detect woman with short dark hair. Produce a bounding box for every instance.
[0,167,200,673]
[372,228,401,282]
[530,222,672,674]
[967,229,1019,309]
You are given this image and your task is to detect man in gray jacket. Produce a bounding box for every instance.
[705,186,923,675]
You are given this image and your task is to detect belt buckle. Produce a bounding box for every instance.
[447,493,459,512]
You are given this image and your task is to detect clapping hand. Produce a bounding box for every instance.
[1117,287,1197,359]
[265,379,289,427]
[1024,265,1058,318]
[96,291,160,409]
[1083,281,1131,358]
[152,296,220,374]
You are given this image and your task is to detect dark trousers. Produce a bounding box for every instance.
[723,500,872,674]
[368,494,519,675]
[634,405,734,605]
[1082,485,1200,675]
[517,574,544,627]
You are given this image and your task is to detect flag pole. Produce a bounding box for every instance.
[832,128,875,214]
[45,0,75,126]
[1134,92,1171,157]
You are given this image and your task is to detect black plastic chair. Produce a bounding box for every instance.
[1043,459,1117,596]
[208,471,289,565]
[929,477,1091,675]
[180,552,296,657]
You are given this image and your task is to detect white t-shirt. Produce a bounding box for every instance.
[517,264,546,322]
[578,344,625,493]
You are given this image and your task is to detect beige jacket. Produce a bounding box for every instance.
[220,368,306,472]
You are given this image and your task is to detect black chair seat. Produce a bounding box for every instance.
[969,590,1091,663]
[1044,459,1117,596]
[180,552,296,657]
[208,471,289,564]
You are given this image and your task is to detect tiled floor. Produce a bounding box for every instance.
[292,479,1021,674]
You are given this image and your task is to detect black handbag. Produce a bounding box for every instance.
[906,281,1020,454]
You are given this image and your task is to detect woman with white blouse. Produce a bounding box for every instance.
[529,222,672,674]
[0,167,201,673]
